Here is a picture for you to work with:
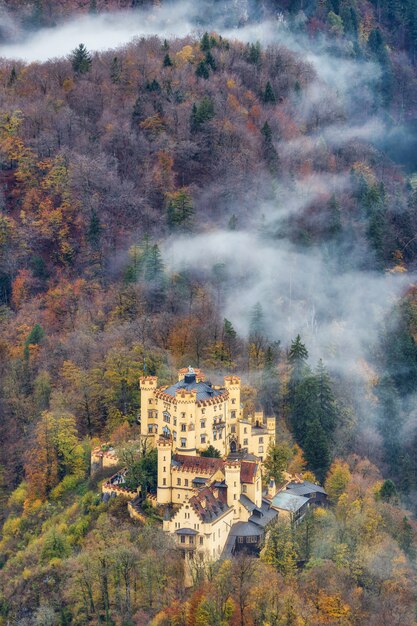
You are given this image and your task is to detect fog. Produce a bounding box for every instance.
[0,1,413,424]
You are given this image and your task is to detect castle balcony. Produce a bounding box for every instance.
[175,528,197,550]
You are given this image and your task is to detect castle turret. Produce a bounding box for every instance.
[225,461,241,520]
[157,438,172,504]
[140,376,158,439]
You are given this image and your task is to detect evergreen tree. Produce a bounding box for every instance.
[8,67,17,86]
[195,60,210,79]
[144,244,164,283]
[190,97,215,132]
[110,56,122,83]
[249,302,265,337]
[303,418,331,481]
[200,32,211,51]
[246,41,261,64]
[262,81,276,104]
[87,210,101,249]
[228,213,238,230]
[163,53,173,67]
[166,188,194,230]
[70,44,92,75]
[205,50,216,71]
[261,121,279,171]
[316,359,338,435]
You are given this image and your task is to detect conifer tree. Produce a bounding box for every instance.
[110,56,122,83]
[262,81,276,104]
[195,60,209,79]
[200,32,211,51]
[205,50,216,71]
[70,44,92,75]
[163,53,173,67]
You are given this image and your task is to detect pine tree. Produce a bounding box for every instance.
[195,61,209,79]
[70,44,92,75]
[110,56,122,83]
[261,121,279,171]
[262,81,276,104]
[200,32,211,51]
[228,214,238,230]
[316,359,338,435]
[303,418,331,481]
[163,53,173,67]
[190,97,215,132]
[205,50,216,71]
[247,41,261,64]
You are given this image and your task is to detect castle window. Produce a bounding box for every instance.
[200,420,206,429]
[185,479,189,486]
[148,425,153,433]
[243,438,248,446]
[234,494,237,500]
[163,466,166,473]
[181,412,186,419]
[180,536,185,544]
[231,410,236,419]
[189,536,194,545]
[219,431,222,439]
[181,423,187,432]
[244,427,247,434]
[177,478,181,486]
[258,446,264,453]
[163,478,166,486]
[201,435,206,444]
[180,438,186,448]
[259,437,263,444]
[232,399,236,404]
[200,536,204,545]
[231,425,236,433]
[174,418,177,426]
[242,484,247,493]
[237,537,244,543]
[202,408,205,414]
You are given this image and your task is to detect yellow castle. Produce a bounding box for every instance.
[139,366,275,462]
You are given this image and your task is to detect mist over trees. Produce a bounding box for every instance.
[0,2,417,624]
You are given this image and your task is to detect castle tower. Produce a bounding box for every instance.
[176,388,197,454]
[266,416,276,442]
[225,461,241,520]
[139,376,158,439]
[224,375,241,422]
[157,438,172,504]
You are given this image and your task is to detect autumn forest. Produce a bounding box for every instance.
[1,0,417,624]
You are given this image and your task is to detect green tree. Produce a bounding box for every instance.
[195,60,209,79]
[163,53,173,67]
[261,520,298,579]
[264,442,293,485]
[200,445,221,458]
[166,188,194,230]
[190,97,215,132]
[70,43,92,75]
[262,81,276,104]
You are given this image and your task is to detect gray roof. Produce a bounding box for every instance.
[286,481,327,497]
[162,376,225,401]
[175,528,198,535]
[239,494,261,513]
[271,492,309,512]
[249,502,278,528]
[229,521,263,537]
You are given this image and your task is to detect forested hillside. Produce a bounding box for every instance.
[1,1,417,624]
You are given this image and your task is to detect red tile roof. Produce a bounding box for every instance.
[189,486,231,523]
[240,461,258,484]
[173,454,224,475]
